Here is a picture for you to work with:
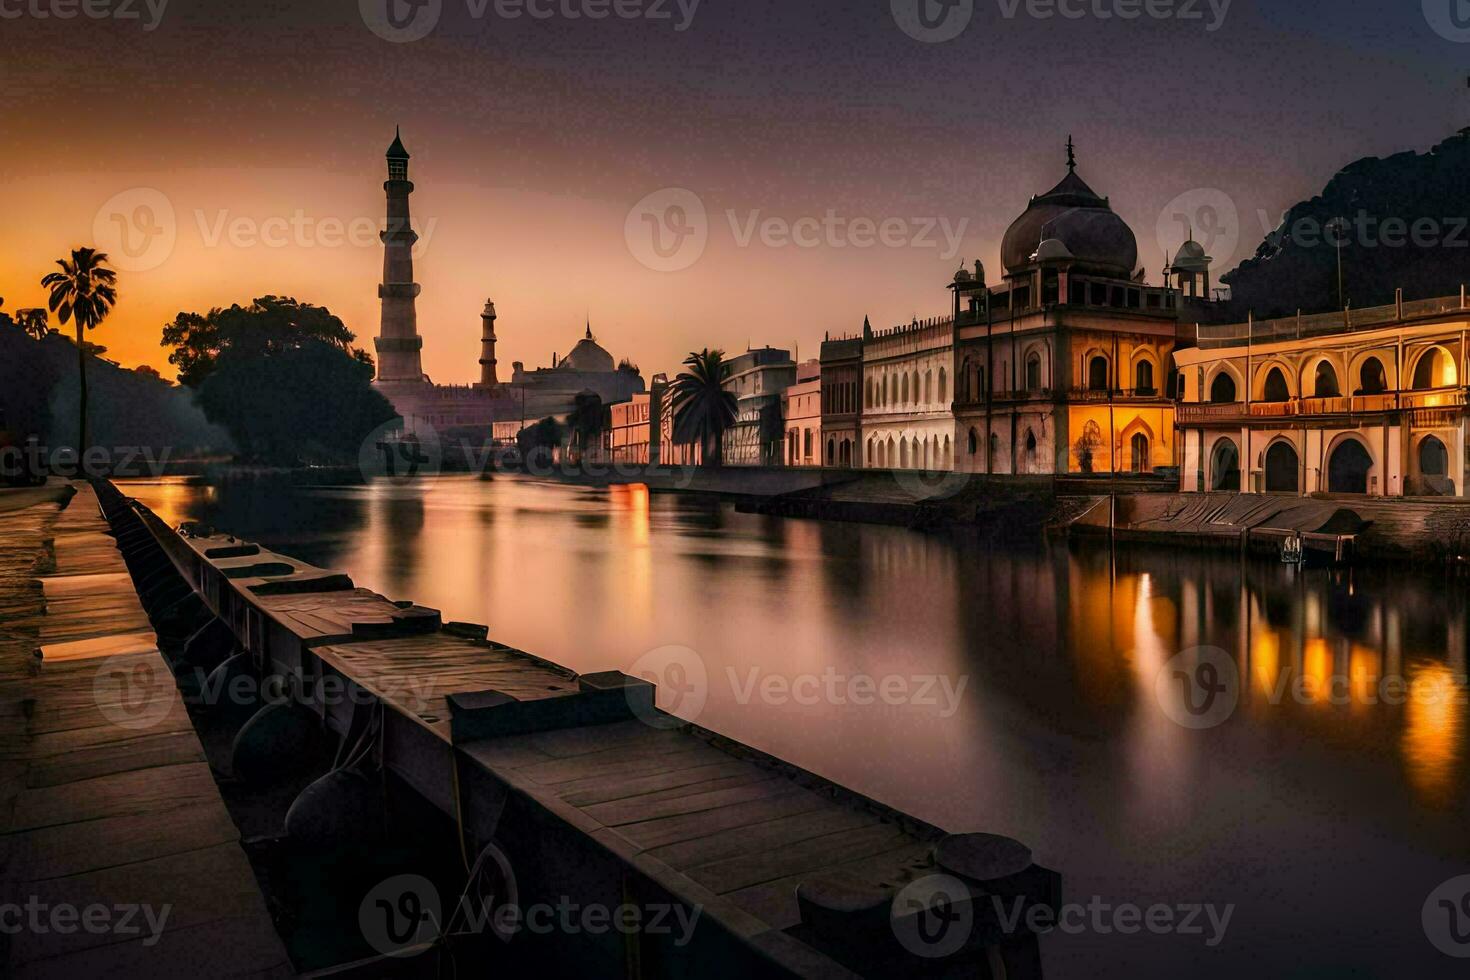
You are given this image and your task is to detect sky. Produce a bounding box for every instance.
[3,0,1470,384]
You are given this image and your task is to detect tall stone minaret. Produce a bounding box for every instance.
[477,299,499,388]
[373,128,425,384]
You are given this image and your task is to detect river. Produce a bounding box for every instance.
[121,474,1470,978]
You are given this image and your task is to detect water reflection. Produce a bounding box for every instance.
[122,475,1470,978]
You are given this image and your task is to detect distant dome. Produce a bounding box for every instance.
[1031,238,1074,263]
[561,325,614,373]
[1000,168,1138,278]
[1172,240,1210,271]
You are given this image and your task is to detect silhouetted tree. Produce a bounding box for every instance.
[16,308,49,340]
[670,349,737,466]
[195,338,395,466]
[41,247,118,452]
[162,295,359,387]
[566,391,606,461]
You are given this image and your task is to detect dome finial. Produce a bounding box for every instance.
[1066,134,1076,172]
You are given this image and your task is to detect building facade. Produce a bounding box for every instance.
[723,347,797,466]
[1175,294,1470,497]
[949,147,1183,476]
[861,316,955,470]
[819,334,862,467]
[783,360,822,467]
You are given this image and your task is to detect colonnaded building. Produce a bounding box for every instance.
[370,130,643,437]
[824,141,1210,475]
[1175,293,1470,497]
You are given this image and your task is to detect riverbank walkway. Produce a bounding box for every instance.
[0,482,289,977]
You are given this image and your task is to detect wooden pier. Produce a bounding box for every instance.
[7,480,1062,977]
[0,482,290,978]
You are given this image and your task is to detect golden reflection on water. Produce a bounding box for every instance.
[1402,662,1465,807]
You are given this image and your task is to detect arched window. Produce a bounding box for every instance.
[1135,359,1155,394]
[1026,352,1043,392]
[1024,431,1038,473]
[1313,361,1340,398]
[1357,357,1387,395]
[1209,372,1237,404]
[826,439,835,466]
[1263,367,1290,403]
[924,370,933,404]
[1419,436,1451,495]
[1414,348,1456,390]
[901,374,909,404]
[1088,356,1109,392]
[968,428,978,455]
[938,368,947,403]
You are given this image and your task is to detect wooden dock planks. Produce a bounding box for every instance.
[0,483,291,979]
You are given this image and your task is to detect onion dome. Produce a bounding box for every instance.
[1000,140,1138,278]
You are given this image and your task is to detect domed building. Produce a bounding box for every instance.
[508,322,645,414]
[946,138,1186,478]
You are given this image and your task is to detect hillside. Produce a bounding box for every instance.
[0,326,230,458]
[1222,129,1470,317]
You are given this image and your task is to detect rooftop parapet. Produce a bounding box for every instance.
[1197,290,1470,349]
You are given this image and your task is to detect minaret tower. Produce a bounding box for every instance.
[477,299,499,388]
[373,128,425,385]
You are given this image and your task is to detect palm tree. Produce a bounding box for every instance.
[670,349,737,466]
[16,308,49,340]
[42,248,118,454]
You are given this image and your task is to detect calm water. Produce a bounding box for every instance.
[123,474,1469,978]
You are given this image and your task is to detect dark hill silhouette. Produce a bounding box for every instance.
[1222,130,1470,318]
[0,325,229,457]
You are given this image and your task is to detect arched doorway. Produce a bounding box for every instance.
[1024,431,1038,473]
[1088,357,1109,392]
[1135,359,1155,394]
[1210,438,1240,491]
[1418,436,1451,496]
[1327,438,1372,494]
[1264,442,1299,493]
[826,438,836,466]
[1414,348,1456,390]
[1210,372,1237,404]
[1130,433,1150,473]
[1263,368,1290,403]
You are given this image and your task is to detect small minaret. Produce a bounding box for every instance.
[373,127,425,384]
[477,299,499,388]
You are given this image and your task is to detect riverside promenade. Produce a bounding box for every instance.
[0,482,289,977]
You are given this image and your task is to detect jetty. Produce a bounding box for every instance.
[2,480,1062,977]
